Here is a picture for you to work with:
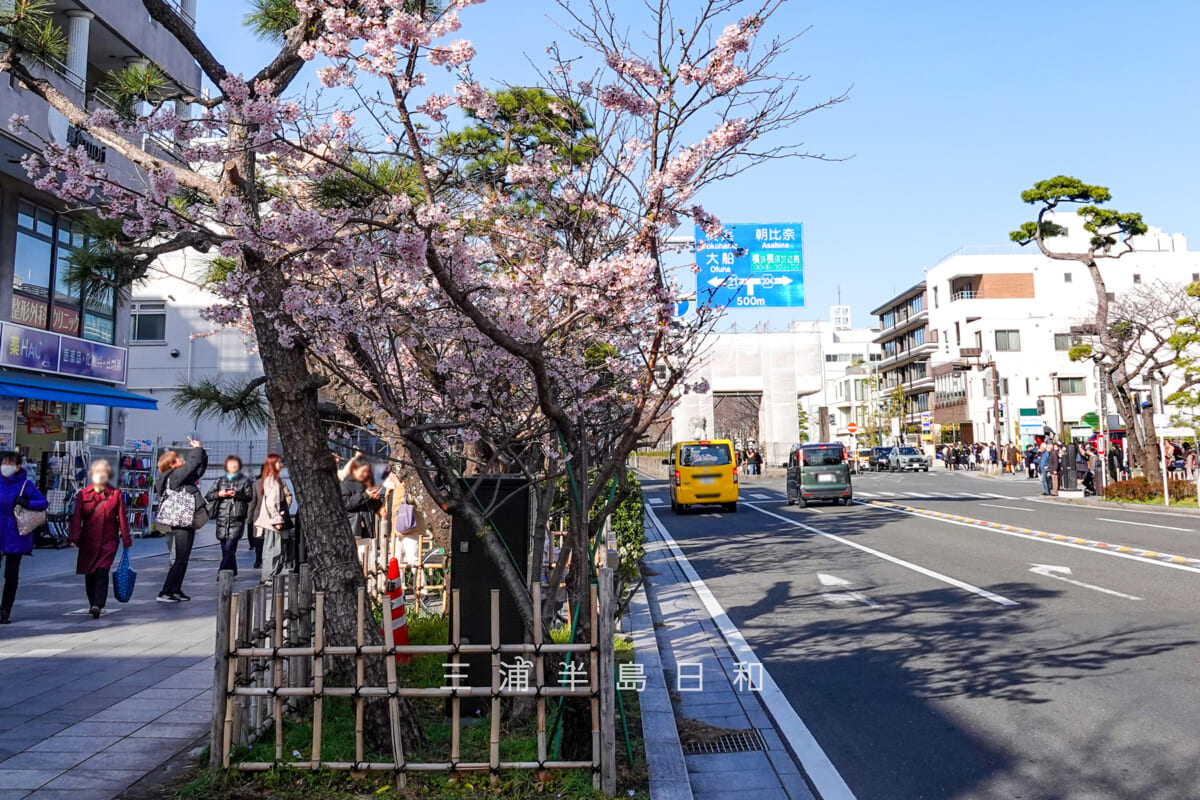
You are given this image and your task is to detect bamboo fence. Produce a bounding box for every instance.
[210,566,617,793]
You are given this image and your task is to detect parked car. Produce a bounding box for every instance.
[663,439,739,513]
[786,443,852,507]
[853,449,871,474]
[887,446,931,472]
[867,446,892,471]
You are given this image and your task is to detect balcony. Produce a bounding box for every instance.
[950,290,982,302]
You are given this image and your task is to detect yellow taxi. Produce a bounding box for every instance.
[663,440,739,513]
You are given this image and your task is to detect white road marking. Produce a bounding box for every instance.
[901,492,926,498]
[979,503,1033,512]
[817,573,880,607]
[1029,564,1142,601]
[644,507,858,800]
[749,493,772,500]
[745,503,1018,607]
[854,491,876,498]
[647,497,664,505]
[869,503,1200,575]
[982,493,1016,499]
[1096,517,1194,532]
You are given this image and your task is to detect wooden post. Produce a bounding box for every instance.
[209,570,235,773]
[354,587,366,766]
[533,582,546,770]
[251,585,264,736]
[589,583,600,791]
[312,592,325,766]
[489,589,500,786]
[236,588,252,746]
[273,576,284,761]
[297,565,313,692]
[450,588,461,767]
[221,591,240,770]
[597,568,616,795]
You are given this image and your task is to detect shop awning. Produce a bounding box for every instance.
[0,370,157,410]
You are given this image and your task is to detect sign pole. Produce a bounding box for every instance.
[1162,436,1170,507]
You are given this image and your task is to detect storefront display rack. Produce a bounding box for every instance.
[120,446,154,538]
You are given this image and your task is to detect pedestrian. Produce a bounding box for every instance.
[68,459,131,618]
[967,446,977,471]
[341,456,383,540]
[0,452,47,624]
[1038,443,1052,495]
[250,454,293,581]
[156,439,207,603]
[1007,444,1020,475]
[1049,444,1062,496]
[1026,444,1037,479]
[207,455,254,575]
[1185,443,1197,481]
[752,450,763,476]
[382,472,422,588]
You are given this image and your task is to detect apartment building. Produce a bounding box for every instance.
[873,215,1199,445]
[0,1,200,458]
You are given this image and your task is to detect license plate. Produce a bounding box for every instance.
[817,474,835,483]
[697,476,716,484]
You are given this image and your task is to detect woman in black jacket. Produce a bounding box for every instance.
[340,458,382,539]
[206,455,253,575]
[156,440,207,603]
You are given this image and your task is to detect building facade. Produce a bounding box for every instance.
[872,216,1199,446]
[0,1,200,465]
[669,308,881,465]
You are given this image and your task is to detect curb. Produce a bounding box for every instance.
[1043,495,1200,517]
[629,581,693,800]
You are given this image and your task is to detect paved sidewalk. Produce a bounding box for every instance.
[0,530,253,799]
[641,514,816,800]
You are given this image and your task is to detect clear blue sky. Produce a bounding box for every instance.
[202,1,1200,329]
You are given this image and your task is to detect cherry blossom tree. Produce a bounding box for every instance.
[1,0,845,752]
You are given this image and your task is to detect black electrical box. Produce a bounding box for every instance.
[447,476,533,715]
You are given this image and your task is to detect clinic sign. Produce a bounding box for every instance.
[0,322,128,383]
[695,222,804,308]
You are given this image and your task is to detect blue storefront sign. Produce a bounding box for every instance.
[0,325,60,373]
[695,222,804,308]
[0,322,127,383]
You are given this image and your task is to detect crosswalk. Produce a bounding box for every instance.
[854,490,1021,501]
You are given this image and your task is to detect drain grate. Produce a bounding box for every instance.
[681,729,766,755]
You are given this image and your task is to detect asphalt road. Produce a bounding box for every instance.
[643,468,1200,800]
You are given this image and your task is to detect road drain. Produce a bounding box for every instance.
[681,729,766,755]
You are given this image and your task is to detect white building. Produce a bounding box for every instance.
[120,250,268,461]
[874,214,1199,446]
[669,308,881,465]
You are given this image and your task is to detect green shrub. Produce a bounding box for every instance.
[1102,476,1195,502]
[611,472,645,587]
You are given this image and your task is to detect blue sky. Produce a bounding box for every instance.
[202,1,1200,329]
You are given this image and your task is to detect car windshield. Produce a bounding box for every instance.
[899,447,920,455]
[679,444,732,467]
[802,447,844,466]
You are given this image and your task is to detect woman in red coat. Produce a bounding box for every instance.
[68,460,132,618]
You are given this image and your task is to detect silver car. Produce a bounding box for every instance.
[888,446,930,472]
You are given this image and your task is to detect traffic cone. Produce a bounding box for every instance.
[381,557,410,664]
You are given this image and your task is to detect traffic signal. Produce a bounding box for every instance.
[1036,398,1046,415]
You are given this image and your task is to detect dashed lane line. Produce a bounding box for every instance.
[744,503,1019,607]
[647,497,664,505]
[1095,517,1193,532]
[861,499,1200,575]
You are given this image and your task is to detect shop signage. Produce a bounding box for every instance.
[10,295,47,329]
[0,322,127,383]
[51,305,80,336]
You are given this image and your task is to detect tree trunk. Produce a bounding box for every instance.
[244,252,424,750]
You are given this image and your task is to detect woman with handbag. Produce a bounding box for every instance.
[68,460,132,618]
[251,454,293,581]
[340,458,382,540]
[156,439,207,603]
[0,452,47,624]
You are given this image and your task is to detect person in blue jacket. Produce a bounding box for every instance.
[0,451,48,624]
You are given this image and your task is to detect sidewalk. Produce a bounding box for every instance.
[0,530,251,800]
[640,511,817,800]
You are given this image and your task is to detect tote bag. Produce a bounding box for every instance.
[156,486,195,529]
[393,501,416,534]
[112,547,136,603]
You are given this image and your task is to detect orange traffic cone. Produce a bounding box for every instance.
[381,557,410,664]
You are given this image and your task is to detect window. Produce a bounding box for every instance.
[1133,274,1141,284]
[973,331,982,349]
[83,283,115,343]
[1054,333,1072,351]
[869,352,882,362]
[1105,292,1115,300]
[1193,273,1199,283]
[995,330,1021,352]
[954,322,961,346]
[932,287,939,308]
[130,301,167,343]
[679,444,732,467]
[1064,272,1072,283]
[11,201,93,337]
[801,445,844,466]
[1000,378,1009,395]
[1057,377,1085,395]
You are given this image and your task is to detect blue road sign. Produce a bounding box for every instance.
[695,222,804,308]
